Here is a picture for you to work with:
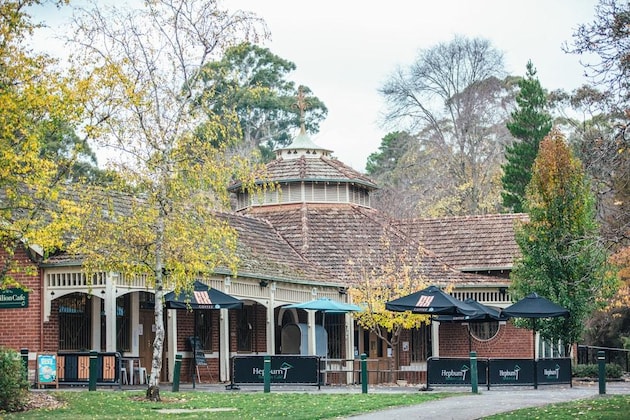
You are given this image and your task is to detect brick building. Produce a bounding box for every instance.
[0,127,536,385]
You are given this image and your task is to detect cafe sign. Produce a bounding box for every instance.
[0,288,29,309]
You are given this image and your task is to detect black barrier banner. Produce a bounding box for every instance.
[537,358,572,385]
[427,358,488,385]
[488,359,535,386]
[232,356,320,385]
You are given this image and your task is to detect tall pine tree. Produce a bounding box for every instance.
[510,129,618,353]
[502,61,552,212]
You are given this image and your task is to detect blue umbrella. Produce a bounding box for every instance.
[284,298,361,357]
[285,297,361,313]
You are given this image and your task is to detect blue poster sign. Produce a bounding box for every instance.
[37,354,57,385]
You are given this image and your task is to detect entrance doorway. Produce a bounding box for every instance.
[138,309,155,372]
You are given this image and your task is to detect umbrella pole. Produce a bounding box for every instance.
[533,319,537,390]
[532,319,536,361]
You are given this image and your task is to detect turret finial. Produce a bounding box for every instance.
[294,86,310,135]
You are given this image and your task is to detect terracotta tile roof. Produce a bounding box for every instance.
[248,203,506,287]
[43,211,339,286]
[215,212,340,285]
[393,213,528,271]
[40,188,521,288]
[259,156,377,189]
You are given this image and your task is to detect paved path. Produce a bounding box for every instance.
[346,382,630,420]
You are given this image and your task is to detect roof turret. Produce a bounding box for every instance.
[275,87,332,159]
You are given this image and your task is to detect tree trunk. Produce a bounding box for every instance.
[147,205,166,401]
[146,385,161,402]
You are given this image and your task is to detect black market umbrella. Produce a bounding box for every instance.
[501,293,569,320]
[164,280,242,388]
[164,280,243,310]
[501,292,569,389]
[437,298,509,323]
[437,298,509,352]
[385,285,477,316]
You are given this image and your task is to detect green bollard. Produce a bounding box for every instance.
[172,354,182,392]
[264,355,271,393]
[597,350,606,395]
[361,353,368,394]
[470,351,478,394]
[20,348,29,383]
[89,351,98,391]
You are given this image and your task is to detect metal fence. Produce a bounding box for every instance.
[577,345,630,372]
[56,351,123,387]
[322,358,426,385]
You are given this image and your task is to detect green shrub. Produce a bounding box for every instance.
[572,363,623,379]
[0,347,29,413]
[606,363,624,378]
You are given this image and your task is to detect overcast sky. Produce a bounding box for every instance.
[228,0,601,171]
[33,0,601,172]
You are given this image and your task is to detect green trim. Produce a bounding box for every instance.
[214,268,343,288]
[40,260,83,268]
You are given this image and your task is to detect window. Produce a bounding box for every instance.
[324,313,344,359]
[58,293,91,351]
[469,321,500,341]
[139,291,154,309]
[540,338,566,358]
[115,295,131,352]
[194,310,213,351]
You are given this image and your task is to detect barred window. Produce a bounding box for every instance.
[324,313,344,359]
[58,293,91,351]
[194,310,214,351]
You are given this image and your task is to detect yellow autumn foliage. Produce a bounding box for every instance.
[0,1,84,288]
[349,238,431,353]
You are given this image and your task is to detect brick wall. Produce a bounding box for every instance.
[0,245,42,355]
[439,322,533,358]
[175,308,221,382]
[252,304,267,353]
[43,300,60,352]
[397,329,413,366]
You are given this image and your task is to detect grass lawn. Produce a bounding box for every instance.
[485,395,630,420]
[5,390,630,419]
[3,390,452,419]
